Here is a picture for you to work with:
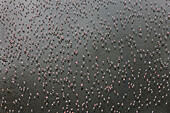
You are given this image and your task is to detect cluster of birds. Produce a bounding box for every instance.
[0,0,169,113]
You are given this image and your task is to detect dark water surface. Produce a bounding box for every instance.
[0,0,169,113]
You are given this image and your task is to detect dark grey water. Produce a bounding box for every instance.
[0,0,169,113]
